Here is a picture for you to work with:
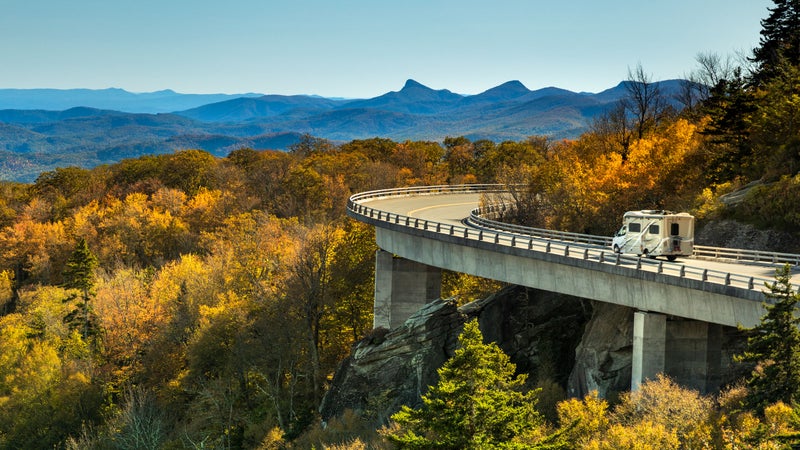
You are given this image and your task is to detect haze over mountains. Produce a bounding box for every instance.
[0,79,686,182]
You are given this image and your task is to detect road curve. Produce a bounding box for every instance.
[354,189,799,289]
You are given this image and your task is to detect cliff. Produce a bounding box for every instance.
[320,285,593,423]
[321,285,749,425]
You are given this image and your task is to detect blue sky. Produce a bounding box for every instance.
[2,0,772,98]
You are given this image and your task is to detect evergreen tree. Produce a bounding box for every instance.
[385,319,564,449]
[62,238,99,340]
[737,264,800,413]
[63,238,98,294]
[699,68,757,183]
[751,0,800,85]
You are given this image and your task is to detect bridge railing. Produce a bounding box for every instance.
[347,185,788,295]
[470,203,800,266]
[692,245,800,265]
[348,183,506,203]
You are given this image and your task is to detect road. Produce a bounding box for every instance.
[358,192,798,287]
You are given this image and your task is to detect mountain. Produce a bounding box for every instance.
[0,79,690,182]
[178,94,349,122]
[341,79,463,114]
[0,88,263,113]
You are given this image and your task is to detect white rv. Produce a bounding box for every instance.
[611,210,695,261]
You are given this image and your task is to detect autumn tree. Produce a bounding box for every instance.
[384,319,561,449]
[33,166,107,221]
[160,149,217,195]
[737,264,800,413]
[287,224,344,403]
[443,136,478,183]
[625,63,672,142]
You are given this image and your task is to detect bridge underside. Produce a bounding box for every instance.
[374,228,764,328]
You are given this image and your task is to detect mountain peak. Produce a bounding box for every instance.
[497,80,528,90]
[401,79,430,91]
[469,80,531,103]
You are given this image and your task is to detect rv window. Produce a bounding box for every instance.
[648,224,659,234]
[670,223,680,236]
[629,223,641,233]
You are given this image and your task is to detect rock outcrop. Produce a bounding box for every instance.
[319,285,591,423]
[567,302,634,400]
[321,285,749,424]
[696,219,800,253]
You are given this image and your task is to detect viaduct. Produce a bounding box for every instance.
[347,185,800,393]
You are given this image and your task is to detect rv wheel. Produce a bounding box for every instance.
[613,244,620,253]
[667,255,677,261]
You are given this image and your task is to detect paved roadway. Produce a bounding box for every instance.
[359,192,799,287]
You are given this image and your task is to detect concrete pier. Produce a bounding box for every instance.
[632,311,666,391]
[374,250,441,329]
[665,320,723,394]
[632,311,724,392]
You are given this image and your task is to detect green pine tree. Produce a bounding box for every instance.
[751,0,800,85]
[737,264,800,413]
[62,238,99,340]
[385,318,564,449]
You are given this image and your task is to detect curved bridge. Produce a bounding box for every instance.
[348,185,799,391]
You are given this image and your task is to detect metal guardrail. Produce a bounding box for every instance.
[470,203,800,266]
[348,185,794,295]
[693,245,800,265]
[469,202,612,248]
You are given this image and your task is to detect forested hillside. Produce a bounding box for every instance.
[0,79,688,183]
[2,1,800,448]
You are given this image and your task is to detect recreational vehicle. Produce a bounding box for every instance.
[611,210,695,261]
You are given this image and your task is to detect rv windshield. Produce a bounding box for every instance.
[616,226,626,236]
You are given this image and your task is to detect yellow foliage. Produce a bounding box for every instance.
[614,374,714,448]
[0,217,70,284]
[0,270,13,311]
[557,390,609,447]
[586,421,680,450]
[94,267,165,379]
[256,426,285,449]
[763,401,794,437]
[151,187,188,215]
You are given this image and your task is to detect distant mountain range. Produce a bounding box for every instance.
[0,79,687,182]
[0,88,264,114]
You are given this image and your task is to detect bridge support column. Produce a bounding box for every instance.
[374,249,441,330]
[666,320,722,394]
[631,311,666,391]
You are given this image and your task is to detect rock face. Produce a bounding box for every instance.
[321,285,749,424]
[567,302,634,400]
[696,219,800,253]
[319,285,591,423]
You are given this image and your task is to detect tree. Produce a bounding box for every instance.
[748,60,800,179]
[679,51,739,113]
[289,134,335,158]
[699,67,757,183]
[751,0,800,85]
[737,264,800,413]
[384,319,561,449]
[62,238,99,341]
[625,63,671,142]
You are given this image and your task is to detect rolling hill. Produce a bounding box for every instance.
[0,79,687,182]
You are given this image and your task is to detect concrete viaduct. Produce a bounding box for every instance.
[347,185,800,392]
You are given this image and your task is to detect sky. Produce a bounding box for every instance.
[2,0,773,98]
